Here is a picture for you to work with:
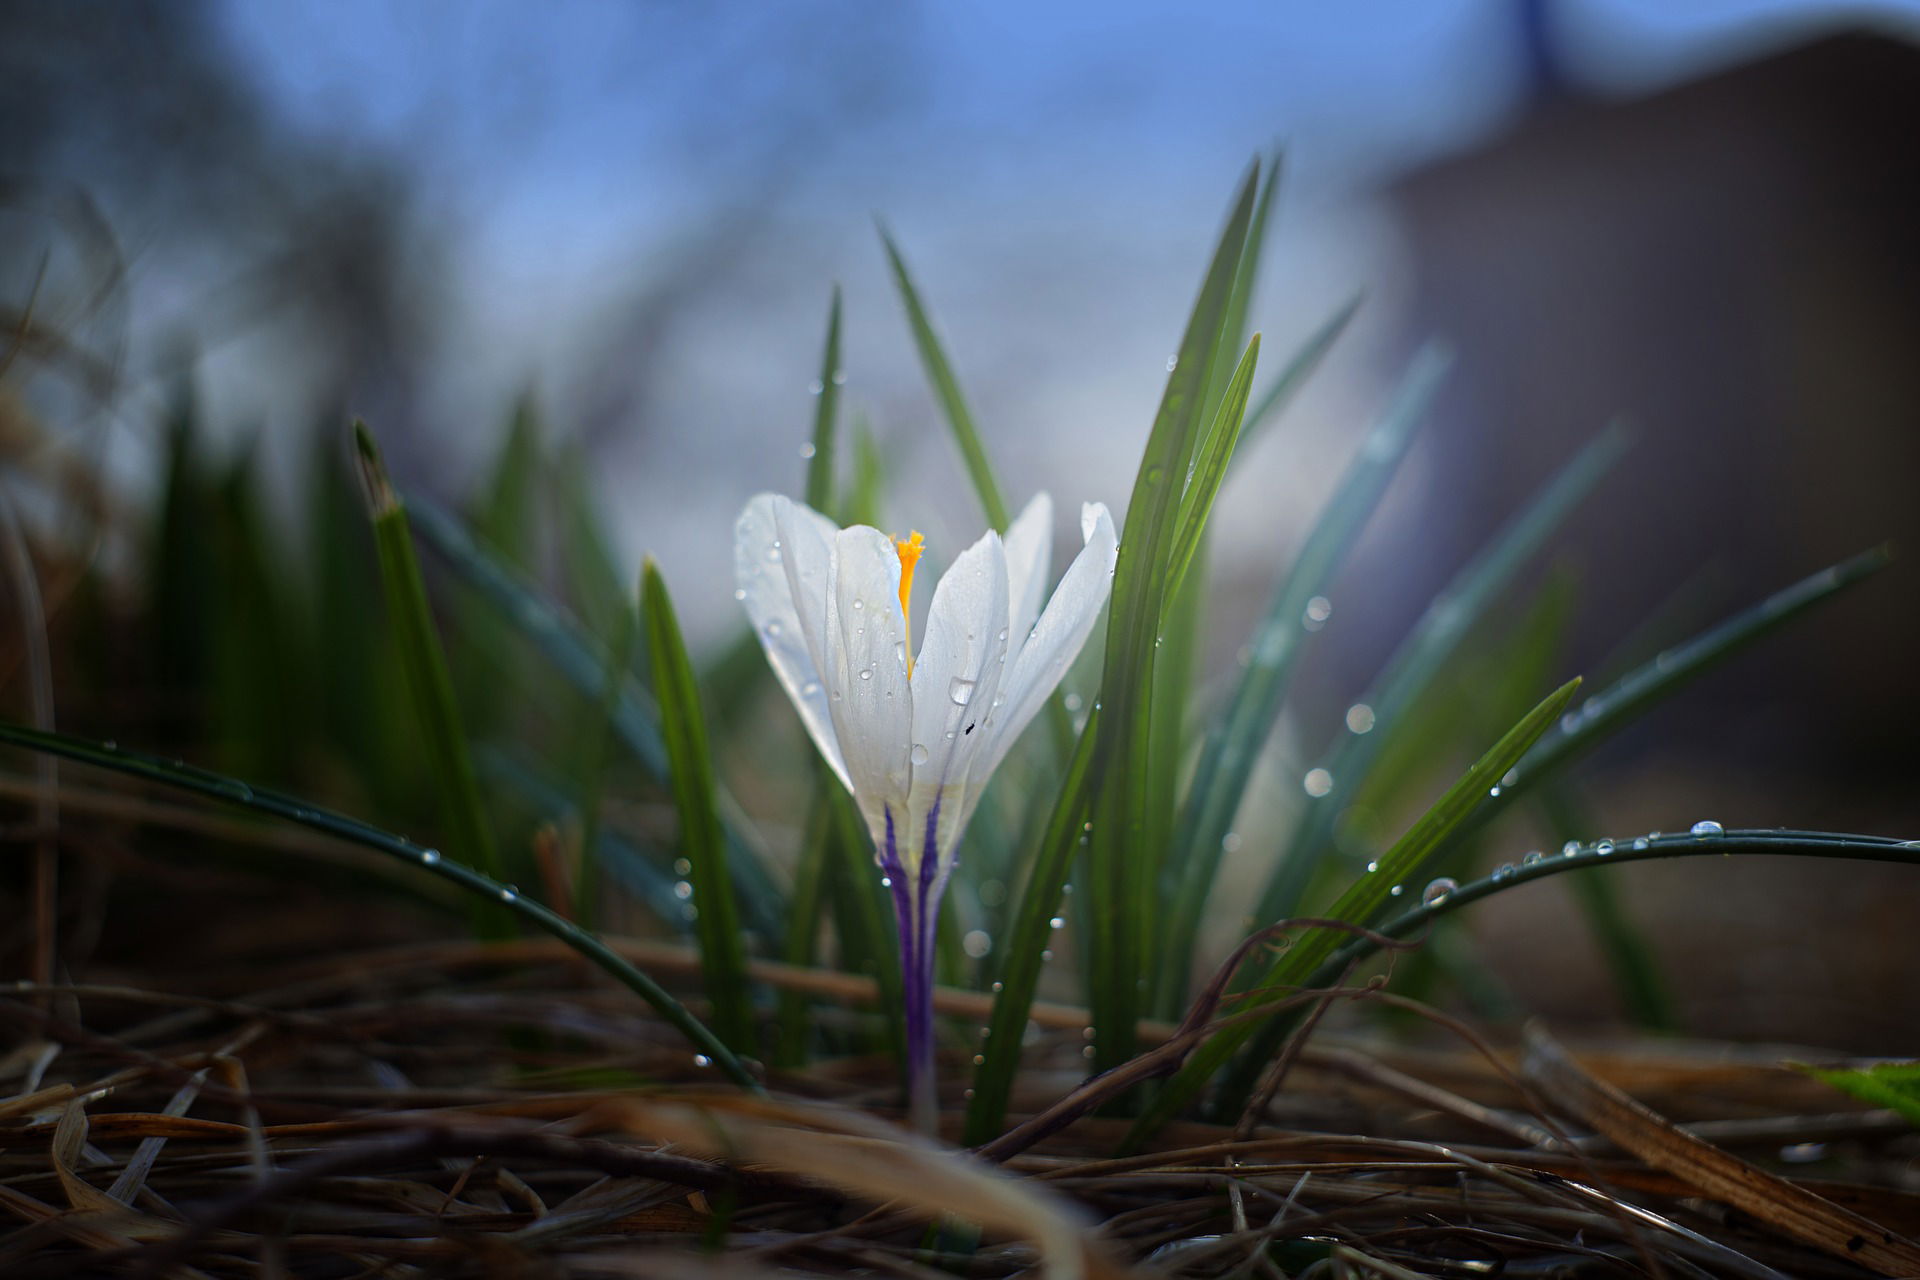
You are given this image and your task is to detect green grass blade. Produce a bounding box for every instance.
[775,790,837,1068]
[964,707,1101,1146]
[1165,335,1261,603]
[1197,155,1280,424]
[1251,422,1630,929]
[1236,297,1360,456]
[825,780,907,1062]
[642,558,759,1055]
[0,720,762,1091]
[807,287,843,512]
[552,446,632,643]
[1084,163,1260,1078]
[404,494,787,938]
[1445,545,1892,849]
[354,423,510,940]
[1154,346,1449,1016]
[1800,1063,1920,1128]
[1131,676,1581,1145]
[878,226,1011,531]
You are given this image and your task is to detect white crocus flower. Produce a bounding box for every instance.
[734,490,1117,1128]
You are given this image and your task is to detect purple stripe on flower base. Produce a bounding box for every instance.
[881,798,946,1135]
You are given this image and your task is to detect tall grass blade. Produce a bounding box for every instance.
[1085,163,1259,1078]
[571,602,640,929]
[878,226,1011,532]
[0,721,762,1090]
[404,494,787,937]
[1155,346,1449,1015]
[353,423,510,939]
[1131,677,1581,1144]
[964,707,1101,1146]
[641,559,759,1055]
[1165,335,1261,603]
[1250,422,1629,931]
[775,792,837,1068]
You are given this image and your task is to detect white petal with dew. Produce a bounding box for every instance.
[824,525,912,843]
[904,529,1010,877]
[981,501,1117,775]
[734,494,848,790]
[1002,492,1053,671]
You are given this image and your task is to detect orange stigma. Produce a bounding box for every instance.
[895,531,925,676]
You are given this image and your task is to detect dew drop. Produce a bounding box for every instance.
[808,378,824,395]
[858,668,873,681]
[499,887,518,903]
[674,881,694,900]
[1345,703,1376,734]
[1040,949,1053,962]
[1488,784,1503,798]
[1561,840,1582,858]
[1389,883,1404,897]
[801,680,821,697]
[1165,354,1179,372]
[949,677,976,705]
[1064,692,1083,712]
[764,621,782,639]
[693,1054,712,1068]
[673,857,692,875]
[1689,819,1725,839]
[1221,832,1243,854]
[1365,859,1379,874]
[1303,596,1333,628]
[831,368,847,386]
[1303,768,1333,798]
[1083,1045,1097,1060]
[421,848,441,865]
[1632,836,1651,851]
[962,930,991,959]
[1595,839,1616,856]
[1522,850,1544,867]
[990,981,1004,993]
[972,1054,985,1066]
[1049,916,1065,930]
[732,587,747,601]
[767,543,782,563]
[910,743,930,765]
[1491,863,1515,882]
[852,598,864,611]
[880,876,892,888]
[798,441,817,459]
[1422,877,1458,906]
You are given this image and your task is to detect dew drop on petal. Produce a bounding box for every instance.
[852,598,864,611]
[764,621,782,639]
[858,668,873,681]
[949,677,976,705]
[732,588,746,601]
[910,743,930,765]
[801,680,820,697]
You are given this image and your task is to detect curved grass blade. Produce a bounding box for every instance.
[354,423,510,940]
[1250,421,1630,931]
[807,287,843,512]
[1439,544,1892,856]
[1085,163,1260,1077]
[0,720,762,1091]
[1308,827,1920,998]
[878,226,1010,532]
[642,559,758,1055]
[1164,334,1261,604]
[964,707,1100,1147]
[1154,345,1450,1016]
[404,494,786,937]
[1130,676,1581,1146]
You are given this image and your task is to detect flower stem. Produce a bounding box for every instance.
[883,806,942,1135]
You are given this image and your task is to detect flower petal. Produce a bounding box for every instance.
[824,524,913,842]
[1002,492,1053,671]
[980,500,1117,775]
[904,528,1011,874]
[735,494,848,790]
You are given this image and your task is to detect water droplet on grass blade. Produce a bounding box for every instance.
[1595,839,1615,856]
[421,849,441,865]
[1690,819,1725,838]
[1422,878,1457,906]
[1491,863,1515,882]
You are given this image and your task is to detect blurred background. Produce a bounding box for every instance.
[4,0,1919,1049]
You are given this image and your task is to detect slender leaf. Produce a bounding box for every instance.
[1237,296,1361,455]
[1164,334,1261,604]
[572,602,640,929]
[964,707,1101,1146]
[642,558,758,1055]
[0,721,762,1090]
[1085,163,1260,1078]
[775,792,837,1068]
[1130,677,1581,1145]
[807,287,843,512]
[1801,1062,1920,1128]
[879,226,1010,531]
[405,494,787,938]
[1251,422,1630,930]
[354,423,510,939]
[1156,346,1450,1014]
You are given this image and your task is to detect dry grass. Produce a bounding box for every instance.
[6,877,1920,1280]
